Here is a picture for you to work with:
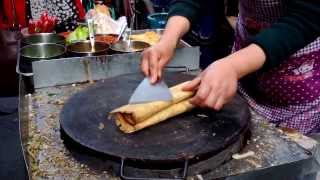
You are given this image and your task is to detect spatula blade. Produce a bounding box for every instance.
[129,78,172,104]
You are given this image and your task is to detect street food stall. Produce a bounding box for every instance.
[15,2,320,180]
[18,59,320,180]
[17,35,320,180]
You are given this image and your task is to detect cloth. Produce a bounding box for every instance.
[0,97,27,179]
[73,0,86,21]
[123,0,133,22]
[0,112,28,180]
[0,30,21,96]
[189,0,233,69]
[0,0,27,29]
[226,0,239,16]
[233,0,320,134]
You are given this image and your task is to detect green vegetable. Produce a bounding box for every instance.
[66,26,89,44]
[47,93,57,97]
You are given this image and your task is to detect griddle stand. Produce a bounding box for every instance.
[18,46,320,179]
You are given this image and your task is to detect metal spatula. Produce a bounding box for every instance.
[129,78,173,104]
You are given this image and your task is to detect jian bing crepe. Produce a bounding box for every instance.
[109,82,195,133]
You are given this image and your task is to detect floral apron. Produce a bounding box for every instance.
[234,0,320,134]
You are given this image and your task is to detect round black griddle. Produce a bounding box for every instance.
[60,72,250,168]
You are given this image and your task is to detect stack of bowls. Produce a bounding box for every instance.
[19,33,66,93]
[67,40,109,57]
[21,33,65,46]
[19,33,66,73]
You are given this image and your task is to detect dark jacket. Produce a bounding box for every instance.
[168,0,320,70]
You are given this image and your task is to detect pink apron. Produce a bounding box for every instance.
[235,0,320,134]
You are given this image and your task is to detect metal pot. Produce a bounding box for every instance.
[19,43,66,93]
[19,43,66,73]
[110,40,150,53]
[20,43,66,60]
[67,41,109,57]
[22,33,65,46]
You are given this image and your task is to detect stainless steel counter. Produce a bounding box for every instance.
[17,44,320,179]
[19,77,320,180]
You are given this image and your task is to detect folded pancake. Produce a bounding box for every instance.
[109,81,195,133]
[129,31,160,45]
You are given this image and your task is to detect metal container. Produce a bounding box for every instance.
[110,40,150,53]
[130,29,191,48]
[22,33,65,46]
[19,43,66,93]
[19,43,66,73]
[67,41,109,57]
[147,13,168,29]
[20,43,66,60]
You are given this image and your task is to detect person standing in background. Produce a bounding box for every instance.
[185,0,237,69]
[25,0,85,32]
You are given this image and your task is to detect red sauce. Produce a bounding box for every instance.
[95,34,118,45]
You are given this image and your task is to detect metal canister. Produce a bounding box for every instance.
[21,33,65,47]
[19,43,66,93]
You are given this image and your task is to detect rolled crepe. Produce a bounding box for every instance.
[109,81,195,133]
[129,31,160,45]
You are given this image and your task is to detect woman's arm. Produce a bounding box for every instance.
[168,0,200,25]
[141,16,191,83]
[184,0,320,110]
[183,44,266,110]
[141,0,200,83]
[252,0,320,70]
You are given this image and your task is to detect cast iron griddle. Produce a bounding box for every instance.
[60,72,250,165]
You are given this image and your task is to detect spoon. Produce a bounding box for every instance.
[117,23,128,41]
[128,14,135,49]
[87,18,95,52]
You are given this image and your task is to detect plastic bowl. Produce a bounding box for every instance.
[147,13,168,29]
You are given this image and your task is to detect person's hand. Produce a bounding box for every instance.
[183,44,267,110]
[183,59,239,110]
[141,40,176,84]
[140,16,191,83]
